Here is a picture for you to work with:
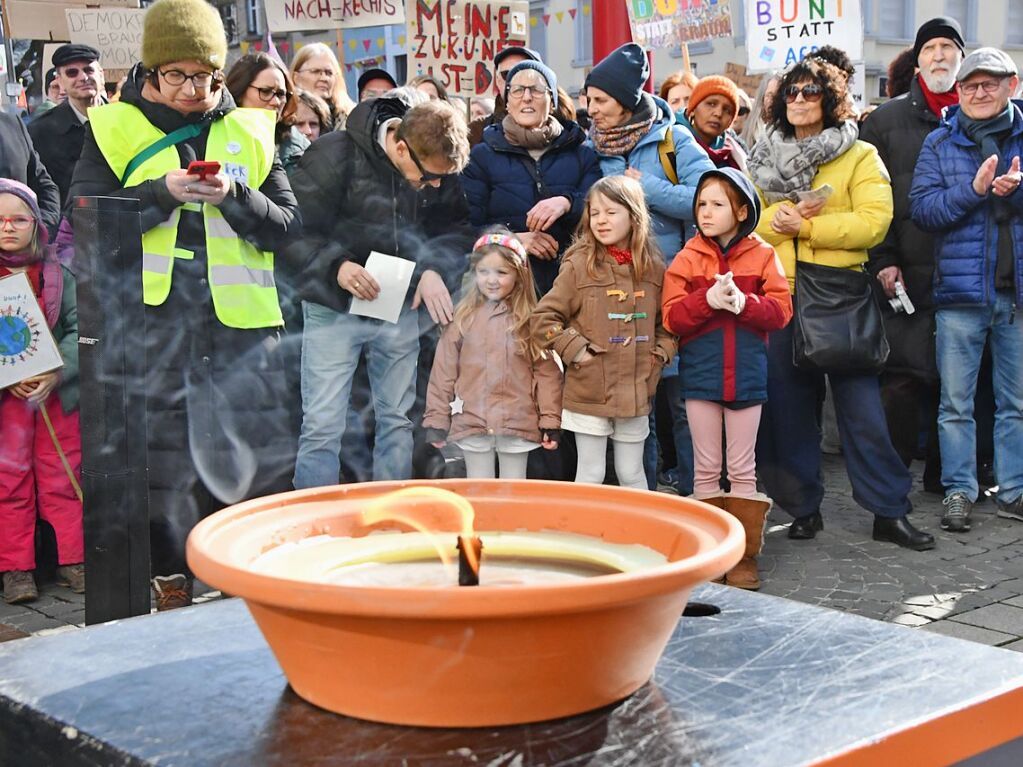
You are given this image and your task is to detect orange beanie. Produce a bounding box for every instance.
[686,75,740,118]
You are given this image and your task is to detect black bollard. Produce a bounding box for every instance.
[75,196,152,624]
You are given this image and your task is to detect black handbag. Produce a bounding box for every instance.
[792,259,890,374]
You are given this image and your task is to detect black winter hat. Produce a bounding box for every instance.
[494,46,541,70]
[51,43,100,68]
[913,16,965,60]
[357,68,397,95]
[585,43,648,112]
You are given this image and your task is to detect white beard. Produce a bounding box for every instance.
[921,68,957,95]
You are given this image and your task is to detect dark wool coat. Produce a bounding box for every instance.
[28,100,88,208]
[909,100,1023,308]
[286,96,474,313]
[68,65,302,572]
[461,119,601,295]
[0,111,60,235]
[859,77,945,379]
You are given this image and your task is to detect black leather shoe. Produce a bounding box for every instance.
[872,516,935,551]
[788,512,823,540]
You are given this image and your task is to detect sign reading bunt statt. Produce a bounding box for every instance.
[406,0,529,97]
[627,0,732,51]
[745,0,863,71]
[264,0,405,33]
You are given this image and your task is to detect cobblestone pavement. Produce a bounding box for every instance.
[5,455,1023,652]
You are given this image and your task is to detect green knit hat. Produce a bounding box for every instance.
[142,0,228,71]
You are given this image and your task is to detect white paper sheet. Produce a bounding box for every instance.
[348,251,416,324]
[0,271,64,389]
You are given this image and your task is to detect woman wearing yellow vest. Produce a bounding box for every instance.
[68,0,301,610]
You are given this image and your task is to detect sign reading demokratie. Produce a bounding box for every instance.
[65,8,146,70]
[407,0,528,97]
[745,0,862,71]
[265,0,405,33]
[628,0,732,51]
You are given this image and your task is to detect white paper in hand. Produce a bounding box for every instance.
[348,251,416,324]
[0,271,64,390]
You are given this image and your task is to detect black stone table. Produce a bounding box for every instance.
[2,585,1023,766]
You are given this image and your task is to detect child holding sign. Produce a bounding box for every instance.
[0,179,83,604]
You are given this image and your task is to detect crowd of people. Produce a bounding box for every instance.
[1,4,1021,610]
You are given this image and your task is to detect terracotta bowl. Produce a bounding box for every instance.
[186,479,743,727]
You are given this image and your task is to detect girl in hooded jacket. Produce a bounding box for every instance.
[424,230,562,478]
[662,168,792,590]
[0,179,83,605]
[532,175,677,490]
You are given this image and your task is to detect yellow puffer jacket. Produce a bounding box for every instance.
[755,140,893,293]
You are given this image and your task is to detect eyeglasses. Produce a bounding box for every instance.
[960,78,1007,96]
[298,67,335,78]
[159,69,220,89]
[0,216,35,231]
[508,84,550,100]
[783,84,824,103]
[248,85,289,103]
[62,65,98,78]
[403,140,453,183]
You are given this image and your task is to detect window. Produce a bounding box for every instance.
[220,3,239,45]
[530,1,548,63]
[573,0,592,66]
[861,0,874,36]
[877,0,912,40]
[1008,2,1023,46]
[732,0,745,43]
[246,0,262,37]
[945,0,976,42]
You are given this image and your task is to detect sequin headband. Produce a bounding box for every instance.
[473,233,528,266]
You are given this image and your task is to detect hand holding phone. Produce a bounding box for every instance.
[186,160,221,180]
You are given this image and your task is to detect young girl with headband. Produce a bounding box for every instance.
[424,229,562,478]
[532,176,676,490]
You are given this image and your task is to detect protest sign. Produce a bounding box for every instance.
[724,62,764,94]
[0,272,63,390]
[6,0,136,42]
[264,0,404,34]
[745,0,862,72]
[407,0,528,97]
[628,0,732,51]
[65,7,146,70]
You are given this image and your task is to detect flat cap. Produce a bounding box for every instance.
[957,47,1018,82]
[51,43,101,68]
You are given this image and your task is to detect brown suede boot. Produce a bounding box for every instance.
[691,496,728,582]
[723,495,772,590]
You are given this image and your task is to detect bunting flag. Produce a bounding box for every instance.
[568,7,576,19]
[264,30,284,66]
[376,36,385,49]
[542,13,550,25]
[582,3,591,15]
[398,35,406,46]
[296,42,304,51]
[530,15,538,26]
[239,41,251,54]
[349,39,358,51]
[555,10,564,22]
[253,41,263,51]
[362,39,372,51]
[279,42,290,55]
[345,63,353,72]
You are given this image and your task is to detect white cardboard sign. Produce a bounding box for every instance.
[265,0,405,33]
[0,272,64,389]
[65,7,146,70]
[744,0,862,72]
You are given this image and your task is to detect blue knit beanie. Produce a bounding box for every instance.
[585,43,648,112]
[504,60,558,108]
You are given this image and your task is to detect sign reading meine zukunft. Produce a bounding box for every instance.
[407,0,528,97]
[745,0,862,72]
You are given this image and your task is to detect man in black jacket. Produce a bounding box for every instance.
[29,43,105,206]
[860,16,965,506]
[288,96,471,488]
[0,112,60,235]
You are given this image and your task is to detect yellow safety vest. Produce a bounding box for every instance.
[88,102,283,329]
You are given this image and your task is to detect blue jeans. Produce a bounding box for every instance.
[936,294,1023,504]
[756,322,912,519]
[294,302,419,488]
[644,373,694,494]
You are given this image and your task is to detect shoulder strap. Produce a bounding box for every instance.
[658,129,678,185]
[120,122,204,186]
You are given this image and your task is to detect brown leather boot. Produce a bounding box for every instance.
[691,496,728,582]
[723,495,772,590]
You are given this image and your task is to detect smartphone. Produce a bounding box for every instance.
[186,160,221,180]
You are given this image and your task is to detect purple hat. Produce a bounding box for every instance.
[0,178,48,248]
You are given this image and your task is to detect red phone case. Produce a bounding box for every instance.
[187,161,221,179]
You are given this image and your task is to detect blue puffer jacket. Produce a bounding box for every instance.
[461,119,601,295]
[909,101,1023,307]
[592,94,715,261]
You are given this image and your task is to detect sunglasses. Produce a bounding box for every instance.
[404,140,453,183]
[784,84,824,103]
[62,65,98,78]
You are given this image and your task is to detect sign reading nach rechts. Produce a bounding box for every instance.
[265,0,405,33]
